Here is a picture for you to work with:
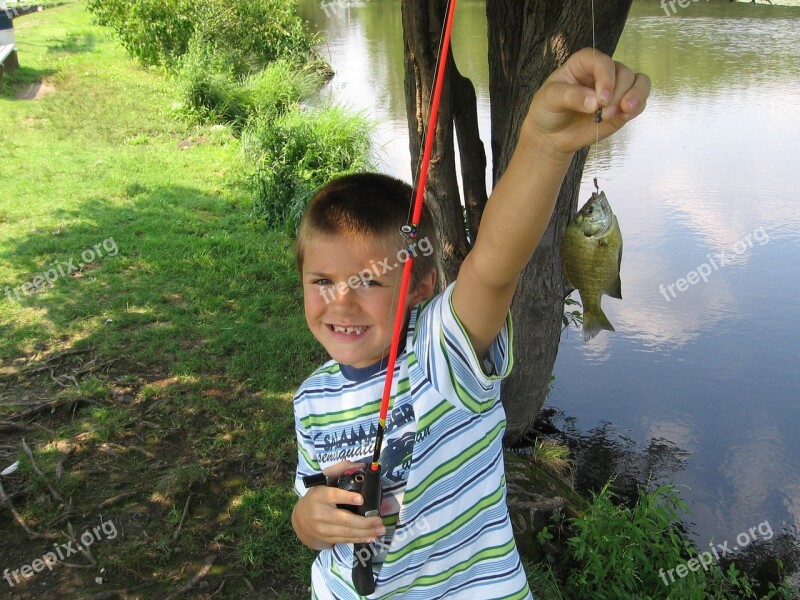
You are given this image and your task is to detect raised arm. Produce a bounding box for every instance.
[452,49,650,359]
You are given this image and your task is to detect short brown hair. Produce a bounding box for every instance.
[295,173,440,290]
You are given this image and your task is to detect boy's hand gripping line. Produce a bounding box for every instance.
[304,0,458,595]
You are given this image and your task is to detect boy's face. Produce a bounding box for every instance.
[302,234,435,369]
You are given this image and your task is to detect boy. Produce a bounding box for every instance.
[292,49,650,598]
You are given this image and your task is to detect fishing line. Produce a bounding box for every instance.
[590,0,605,193]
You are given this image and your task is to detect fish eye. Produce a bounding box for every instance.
[586,206,593,215]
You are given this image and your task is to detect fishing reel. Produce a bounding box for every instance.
[303,466,382,596]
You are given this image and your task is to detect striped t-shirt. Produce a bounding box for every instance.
[293,282,532,599]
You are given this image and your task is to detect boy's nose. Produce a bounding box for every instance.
[330,281,358,306]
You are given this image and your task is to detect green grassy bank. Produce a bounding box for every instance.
[1,3,321,597]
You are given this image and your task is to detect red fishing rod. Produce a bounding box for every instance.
[351,0,459,594]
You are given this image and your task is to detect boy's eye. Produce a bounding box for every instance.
[313,278,333,286]
[362,280,381,288]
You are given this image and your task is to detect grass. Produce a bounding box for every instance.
[1,3,321,597]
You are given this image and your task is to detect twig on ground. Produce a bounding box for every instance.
[163,553,217,600]
[22,438,64,503]
[0,420,28,433]
[72,358,118,378]
[60,560,96,569]
[97,490,138,509]
[103,442,155,459]
[47,508,81,527]
[6,396,95,422]
[0,478,60,539]
[67,521,97,566]
[55,453,70,480]
[77,582,156,600]
[49,367,74,388]
[172,494,191,542]
[0,347,94,380]
[209,579,227,597]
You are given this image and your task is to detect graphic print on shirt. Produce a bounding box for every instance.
[312,396,431,562]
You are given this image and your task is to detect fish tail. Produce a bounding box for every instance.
[582,305,615,342]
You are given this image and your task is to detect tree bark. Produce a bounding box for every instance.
[402,0,470,286]
[487,0,632,442]
[451,62,488,242]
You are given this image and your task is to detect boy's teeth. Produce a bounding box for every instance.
[333,325,367,335]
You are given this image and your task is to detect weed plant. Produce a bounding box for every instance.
[242,106,375,232]
[177,51,324,129]
[529,482,799,599]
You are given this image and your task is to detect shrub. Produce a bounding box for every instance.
[86,0,318,72]
[547,482,798,600]
[194,0,319,77]
[243,61,324,121]
[242,106,374,232]
[177,53,324,128]
[86,0,197,67]
[176,37,250,126]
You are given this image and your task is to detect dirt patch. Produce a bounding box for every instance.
[0,355,308,599]
[17,80,56,101]
[177,136,208,150]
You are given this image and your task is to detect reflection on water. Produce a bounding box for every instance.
[298,0,800,573]
[565,0,800,568]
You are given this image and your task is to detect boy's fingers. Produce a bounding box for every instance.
[600,63,636,121]
[562,48,616,106]
[325,513,386,544]
[609,62,636,104]
[541,81,599,115]
[326,486,366,507]
[304,483,363,509]
[322,461,366,480]
[620,72,651,119]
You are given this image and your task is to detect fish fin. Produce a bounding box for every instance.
[609,240,623,299]
[609,273,622,300]
[582,306,615,342]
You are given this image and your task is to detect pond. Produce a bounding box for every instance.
[297,0,800,573]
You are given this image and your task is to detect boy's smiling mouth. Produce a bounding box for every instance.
[328,324,370,336]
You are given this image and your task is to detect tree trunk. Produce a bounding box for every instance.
[487,0,632,443]
[401,0,632,443]
[401,0,471,286]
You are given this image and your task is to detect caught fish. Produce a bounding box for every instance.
[561,190,623,342]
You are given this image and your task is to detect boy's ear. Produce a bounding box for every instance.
[410,269,437,304]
